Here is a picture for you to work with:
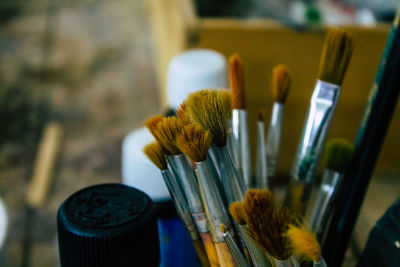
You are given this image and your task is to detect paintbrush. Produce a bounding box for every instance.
[284,28,354,215]
[143,142,210,267]
[286,225,327,267]
[242,189,300,267]
[219,224,250,267]
[323,7,400,265]
[256,110,268,189]
[229,201,270,267]
[309,138,353,242]
[151,117,219,267]
[186,89,246,205]
[229,54,252,188]
[177,123,236,267]
[266,64,292,180]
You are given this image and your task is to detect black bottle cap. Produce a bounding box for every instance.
[57,183,159,267]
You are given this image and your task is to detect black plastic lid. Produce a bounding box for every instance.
[57,183,159,267]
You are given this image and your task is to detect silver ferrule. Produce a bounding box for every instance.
[239,225,270,267]
[228,119,240,169]
[275,256,300,267]
[256,120,269,189]
[266,102,284,177]
[208,144,221,178]
[173,154,204,214]
[292,80,340,183]
[213,145,246,204]
[313,257,328,267]
[196,159,232,242]
[310,169,342,238]
[161,170,199,241]
[232,109,252,188]
[222,230,251,267]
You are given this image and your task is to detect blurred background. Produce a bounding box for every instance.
[0,0,399,266]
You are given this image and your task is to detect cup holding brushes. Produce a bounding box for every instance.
[177,123,236,267]
[284,28,355,215]
[309,138,353,243]
[229,54,252,189]
[186,89,246,205]
[266,65,292,181]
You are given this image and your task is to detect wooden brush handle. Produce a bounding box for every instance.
[200,232,220,267]
[26,122,63,208]
[193,239,211,267]
[215,242,235,267]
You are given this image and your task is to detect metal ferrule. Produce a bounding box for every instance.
[232,109,252,188]
[256,120,269,189]
[196,159,232,242]
[208,144,221,178]
[228,119,240,169]
[266,102,284,177]
[292,80,341,183]
[222,230,250,267]
[172,154,209,233]
[310,169,342,239]
[275,256,300,267]
[313,257,328,267]
[213,145,246,204]
[161,170,199,241]
[239,225,270,267]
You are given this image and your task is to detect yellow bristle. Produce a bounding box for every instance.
[186,89,231,147]
[177,102,192,125]
[229,54,246,109]
[176,123,213,163]
[286,225,321,262]
[152,117,184,155]
[145,115,163,136]
[272,64,292,103]
[143,142,167,170]
[229,202,246,225]
[317,28,354,85]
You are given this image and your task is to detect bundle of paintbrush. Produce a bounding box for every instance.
[140,27,358,266]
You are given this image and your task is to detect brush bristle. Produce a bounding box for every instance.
[286,225,321,262]
[145,115,163,136]
[229,54,245,109]
[219,224,227,233]
[177,102,192,125]
[325,138,354,172]
[229,202,246,225]
[143,142,167,170]
[258,109,265,122]
[176,123,213,162]
[272,64,292,103]
[317,28,354,85]
[242,189,297,260]
[186,89,231,147]
[152,117,184,155]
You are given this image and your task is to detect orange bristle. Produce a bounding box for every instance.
[152,117,184,155]
[272,64,292,103]
[286,225,321,262]
[143,142,168,170]
[229,54,246,109]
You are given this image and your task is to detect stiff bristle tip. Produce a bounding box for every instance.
[229,202,246,225]
[186,89,231,147]
[272,64,292,103]
[318,28,354,85]
[177,102,192,125]
[145,115,163,136]
[286,225,321,262]
[176,123,213,162]
[325,138,354,172]
[152,117,184,155]
[229,54,246,109]
[143,142,167,170]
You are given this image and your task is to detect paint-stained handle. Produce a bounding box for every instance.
[193,239,211,267]
[215,242,235,267]
[26,122,63,207]
[200,232,220,267]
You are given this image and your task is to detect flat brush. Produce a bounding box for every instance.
[256,110,268,189]
[229,54,252,188]
[284,28,354,215]
[143,142,210,267]
[229,202,269,267]
[177,124,236,267]
[219,224,250,267]
[242,189,299,267]
[150,117,218,267]
[309,138,353,242]
[266,64,291,179]
[186,89,246,205]
[286,225,327,267]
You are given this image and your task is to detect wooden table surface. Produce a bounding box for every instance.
[0,1,398,266]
